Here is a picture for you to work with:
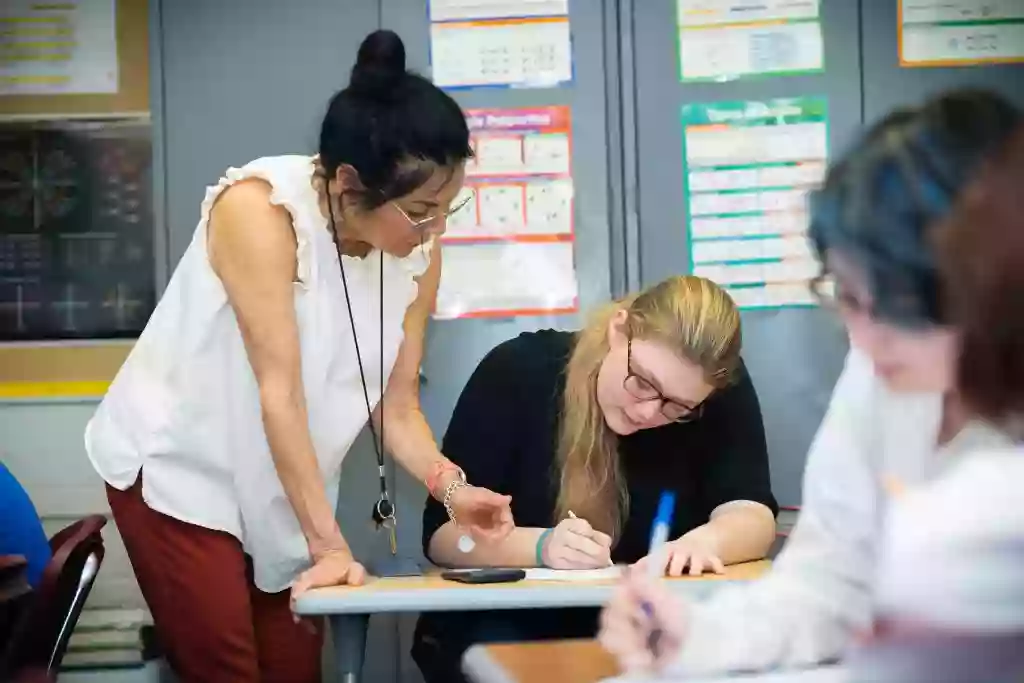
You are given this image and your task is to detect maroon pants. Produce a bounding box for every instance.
[107,475,323,683]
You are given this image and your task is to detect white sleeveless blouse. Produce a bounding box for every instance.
[85,155,431,592]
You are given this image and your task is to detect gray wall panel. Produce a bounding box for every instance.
[631,0,858,505]
[861,2,1024,124]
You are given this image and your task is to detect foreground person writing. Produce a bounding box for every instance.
[599,88,1022,677]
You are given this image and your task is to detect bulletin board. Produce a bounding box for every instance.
[0,0,152,401]
[0,0,150,118]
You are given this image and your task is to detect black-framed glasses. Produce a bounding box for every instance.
[391,193,473,229]
[623,338,705,423]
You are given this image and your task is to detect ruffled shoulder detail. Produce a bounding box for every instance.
[198,156,317,288]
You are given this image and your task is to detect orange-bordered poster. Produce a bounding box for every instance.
[435,106,578,320]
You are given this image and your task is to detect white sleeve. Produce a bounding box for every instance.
[663,350,884,676]
[874,448,1024,631]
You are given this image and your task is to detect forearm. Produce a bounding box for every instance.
[261,395,344,552]
[428,522,546,568]
[378,400,451,499]
[698,503,776,564]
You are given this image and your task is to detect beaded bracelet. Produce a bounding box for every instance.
[426,460,464,498]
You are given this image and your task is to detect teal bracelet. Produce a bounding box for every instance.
[535,528,554,566]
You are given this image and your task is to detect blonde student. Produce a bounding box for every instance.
[414,275,778,683]
[599,89,1022,676]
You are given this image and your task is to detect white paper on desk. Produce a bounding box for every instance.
[599,664,847,683]
[524,566,623,581]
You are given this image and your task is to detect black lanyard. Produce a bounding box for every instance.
[326,198,395,533]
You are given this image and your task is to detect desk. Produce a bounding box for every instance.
[464,639,617,683]
[294,560,769,683]
[464,640,848,683]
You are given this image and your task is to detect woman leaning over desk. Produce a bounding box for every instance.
[413,275,779,683]
[83,31,512,683]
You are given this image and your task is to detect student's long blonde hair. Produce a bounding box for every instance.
[554,275,742,541]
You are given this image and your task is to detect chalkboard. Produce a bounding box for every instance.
[0,118,155,341]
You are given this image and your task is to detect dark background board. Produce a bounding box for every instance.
[0,119,154,341]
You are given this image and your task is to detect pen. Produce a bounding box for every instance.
[643,491,676,658]
[568,510,614,567]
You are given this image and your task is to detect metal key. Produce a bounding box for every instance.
[384,515,397,555]
[374,497,398,556]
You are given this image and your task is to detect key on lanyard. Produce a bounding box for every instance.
[374,497,398,556]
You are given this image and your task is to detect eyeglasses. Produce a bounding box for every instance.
[623,338,705,423]
[391,194,473,229]
[810,274,868,314]
[810,274,939,331]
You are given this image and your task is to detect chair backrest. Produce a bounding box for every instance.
[1,515,107,678]
[0,555,33,646]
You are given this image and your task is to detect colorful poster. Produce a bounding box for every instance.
[436,107,578,319]
[0,0,119,96]
[429,11,572,89]
[682,97,828,310]
[676,0,823,81]
[899,0,1024,66]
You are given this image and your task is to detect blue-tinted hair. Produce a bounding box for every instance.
[808,89,1021,327]
[318,30,472,209]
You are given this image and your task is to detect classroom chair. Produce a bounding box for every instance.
[1,515,107,682]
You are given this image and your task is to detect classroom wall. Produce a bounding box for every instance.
[2,2,1023,682]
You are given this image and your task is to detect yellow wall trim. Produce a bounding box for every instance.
[0,380,111,399]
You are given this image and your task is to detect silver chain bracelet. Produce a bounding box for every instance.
[442,478,468,524]
[441,473,476,553]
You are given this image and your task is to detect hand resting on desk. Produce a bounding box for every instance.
[634,525,725,577]
[290,546,367,614]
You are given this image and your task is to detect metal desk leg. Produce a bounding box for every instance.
[331,613,368,683]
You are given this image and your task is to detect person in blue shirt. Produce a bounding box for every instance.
[0,462,51,588]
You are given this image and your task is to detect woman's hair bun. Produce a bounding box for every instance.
[349,30,407,99]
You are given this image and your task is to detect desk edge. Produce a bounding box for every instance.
[463,644,518,683]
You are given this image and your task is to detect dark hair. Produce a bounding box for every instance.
[939,124,1024,424]
[318,30,472,209]
[808,89,1020,328]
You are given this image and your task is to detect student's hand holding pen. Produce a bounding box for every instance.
[599,570,688,672]
[539,512,613,569]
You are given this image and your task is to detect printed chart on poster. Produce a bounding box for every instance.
[0,0,119,96]
[676,0,823,81]
[436,106,578,319]
[428,0,572,89]
[899,0,1024,66]
[0,119,155,340]
[682,97,828,309]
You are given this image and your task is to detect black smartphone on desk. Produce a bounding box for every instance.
[441,568,526,584]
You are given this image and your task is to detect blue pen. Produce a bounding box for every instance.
[642,491,675,657]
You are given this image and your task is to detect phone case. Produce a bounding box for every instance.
[440,568,527,584]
